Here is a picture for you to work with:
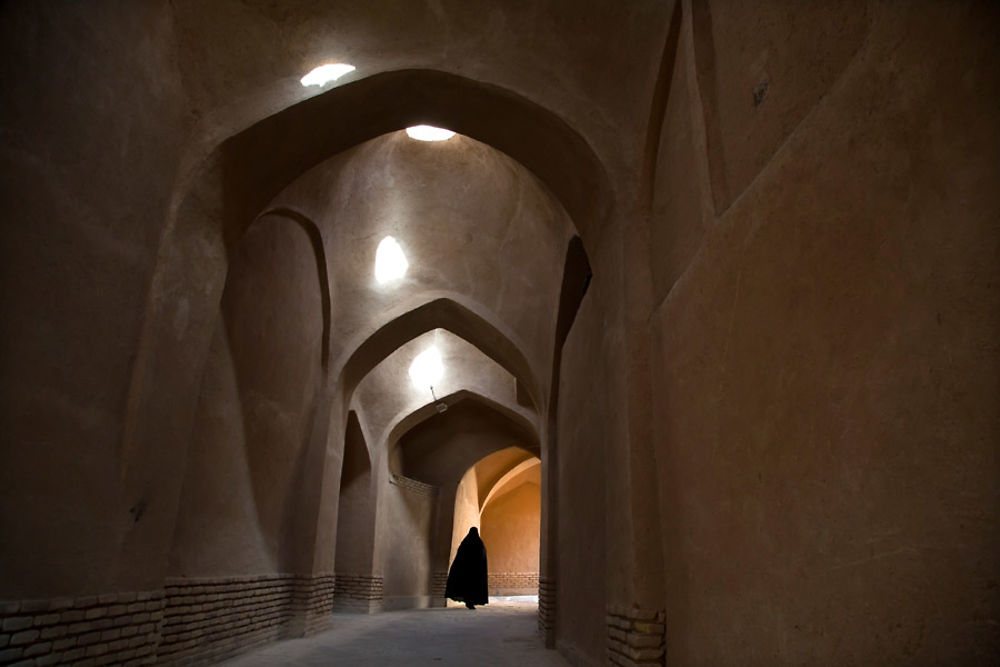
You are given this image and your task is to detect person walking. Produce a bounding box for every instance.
[445,527,488,609]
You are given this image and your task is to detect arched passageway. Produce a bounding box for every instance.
[452,450,542,598]
[7,5,994,666]
[138,93,586,655]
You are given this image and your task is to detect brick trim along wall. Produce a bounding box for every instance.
[291,574,336,636]
[487,572,538,594]
[430,570,449,604]
[388,473,438,496]
[606,605,666,666]
[0,574,338,666]
[0,590,164,666]
[159,575,293,665]
[537,575,556,645]
[330,574,383,613]
[159,573,335,665]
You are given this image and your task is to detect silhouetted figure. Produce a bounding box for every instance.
[445,527,488,609]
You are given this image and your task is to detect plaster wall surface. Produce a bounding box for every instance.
[352,329,530,452]
[270,131,573,398]
[647,2,1000,664]
[167,0,669,204]
[378,480,434,607]
[1,2,998,666]
[555,284,610,666]
[168,214,324,577]
[335,413,375,576]
[0,1,191,598]
[398,402,537,486]
[481,481,541,575]
[648,14,704,303]
[475,448,537,507]
[690,0,870,214]
[1,0,631,600]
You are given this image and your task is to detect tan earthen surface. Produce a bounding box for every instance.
[1,2,997,665]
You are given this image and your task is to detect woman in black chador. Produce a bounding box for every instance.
[445,527,488,609]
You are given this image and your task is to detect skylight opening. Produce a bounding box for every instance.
[405,125,456,142]
[300,63,355,87]
[374,236,408,284]
[409,346,444,389]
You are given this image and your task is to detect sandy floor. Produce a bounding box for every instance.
[222,597,570,666]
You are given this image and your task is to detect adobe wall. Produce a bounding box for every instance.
[270,131,574,395]
[352,330,532,453]
[169,215,324,577]
[481,482,541,593]
[2,0,604,600]
[377,475,436,610]
[3,2,996,667]
[0,1,192,599]
[554,278,612,666]
[642,2,1000,664]
[334,413,375,577]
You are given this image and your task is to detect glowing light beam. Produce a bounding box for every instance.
[409,346,444,388]
[406,125,456,142]
[374,236,408,284]
[300,63,355,87]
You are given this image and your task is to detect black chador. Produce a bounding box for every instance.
[445,527,488,609]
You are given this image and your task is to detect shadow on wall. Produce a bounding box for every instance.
[168,214,326,576]
[335,412,375,578]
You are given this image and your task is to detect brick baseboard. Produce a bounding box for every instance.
[430,570,448,599]
[330,574,382,614]
[487,572,539,594]
[159,574,292,665]
[0,589,164,666]
[606,605,665,666]
[158,573,336,665]
[291,574,336,636]
[538,575,556,646]
[331,574,382,600]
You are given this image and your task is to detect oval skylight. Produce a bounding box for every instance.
[374,236,408,284]
[405,125,456,142]
[409,346,444,388]
[300,63,355,87]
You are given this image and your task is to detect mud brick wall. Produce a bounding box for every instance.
[0,590,164,666]
[291,574,335,635]
[389,474,438,496]
[537,575,556,639]
[430,570,448,599]
[487,572,539,593]
[606,605,666,666]
[331,575,383,613]
[158,575,297,665]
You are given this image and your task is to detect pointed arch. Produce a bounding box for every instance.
[386,389,539,460]
[391,392,540,487]
[340,296,542,411]
[218,69,611,248]
[258,207,332,370]
[123,68,605,475]
[481,458,541,514]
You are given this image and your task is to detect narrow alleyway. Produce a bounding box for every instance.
[223,597,568,666]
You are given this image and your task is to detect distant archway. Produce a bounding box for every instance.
[340,297,542,412]
[478,457,541,597]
